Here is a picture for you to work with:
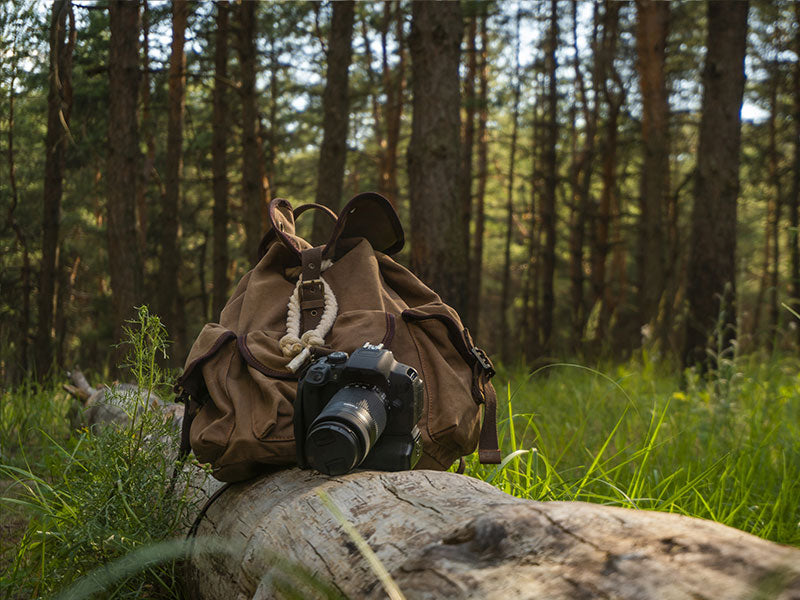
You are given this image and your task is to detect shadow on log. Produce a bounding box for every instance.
[65,372,800,599]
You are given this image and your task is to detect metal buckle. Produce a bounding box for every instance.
[300,278,323,296]
[471,346,495,378]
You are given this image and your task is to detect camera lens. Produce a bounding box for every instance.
[304,385,388,476]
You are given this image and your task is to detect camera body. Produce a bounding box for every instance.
[294,343,424,476]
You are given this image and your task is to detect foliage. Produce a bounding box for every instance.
[0,308,200,599]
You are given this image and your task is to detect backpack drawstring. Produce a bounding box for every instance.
[279,259,337,372]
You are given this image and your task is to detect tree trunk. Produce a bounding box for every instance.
[540,0,559,350]
[185,468,800,600]
[791,2,800,346]
[567,2,600,349]
[212,0,230,320]
[159,0,188,362]
[372,0,406,207]
[408,1,466,317]
[5,32,32,381]
[107,0,144,372]
[467,6,489,340]
[766,67,782,348]
[36,0,75,378]
[461,10,478,298]
[312,0,356,245]
[138,0,154,258]
[236,0,267,265]
[635,0,671,339]
[499,9,522,363]
[683,1,748,371]
[592,1,624,346]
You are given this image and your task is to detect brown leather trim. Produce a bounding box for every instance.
[258,202,338,261]
[477,371,501,464]
[380,312,396,348]
[237,335,298,381]
[267,197,302,258]
[300,247,325,331]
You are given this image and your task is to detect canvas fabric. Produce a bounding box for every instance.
[176,193,500,482]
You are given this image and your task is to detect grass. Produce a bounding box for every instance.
[465,351,800,547]
[1,336,798,597]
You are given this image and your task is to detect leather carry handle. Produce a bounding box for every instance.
[258,200,338,262]
[259,193,404,263]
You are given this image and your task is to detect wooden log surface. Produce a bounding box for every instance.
[188,468,800,600]
[65,374,800,599]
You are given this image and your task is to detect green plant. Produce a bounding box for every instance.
[0,307,199,599]
[465,354,800,547]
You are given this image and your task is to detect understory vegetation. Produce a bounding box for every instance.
[1,332,798,597]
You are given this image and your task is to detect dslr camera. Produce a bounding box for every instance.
[294,343,424,476]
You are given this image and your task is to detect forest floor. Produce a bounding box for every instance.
[1,351,798,597]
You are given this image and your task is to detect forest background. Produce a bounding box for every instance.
[0,0,798,381]
[2,0,800,595]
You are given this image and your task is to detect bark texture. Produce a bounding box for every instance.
[36,0,75,378]
[540,0,559,349]
[683,1,748,370]
[212,0,230,320]
[236,0,267,265]
[159,0,188,361]
[791,2,800,345]
[635,0,671,335]
[187,468,800,600]
[467,7,489,339]
[107,0,144,371]
[407,0,466,317]
[312,0,356,245]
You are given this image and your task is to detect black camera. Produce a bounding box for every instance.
[294,343,424,476]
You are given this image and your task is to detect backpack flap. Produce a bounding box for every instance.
[325,192,404,257]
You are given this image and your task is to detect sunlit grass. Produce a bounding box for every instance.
[465,353,800,547]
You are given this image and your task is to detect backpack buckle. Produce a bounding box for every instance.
[471,346,495,378]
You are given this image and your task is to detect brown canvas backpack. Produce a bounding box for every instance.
[176,193,500,482]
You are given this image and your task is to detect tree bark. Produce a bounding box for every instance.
[540,0,559,350]
[186,468,800,600]
[138,0,154,258]
[461,10,478,295]
[408,0,466,317]
[766,66,782,347]
[635,0,671,339]
[107,0,144,372]
[567,2,599,349]
[236,0,267,265]
[499,9,521,363]
[159,0,189,362]
[36,0,75,378]
[212,0,230,320]
[467,6,489,340]
[312,0,356,245]
[791,2,800,346]
[592,1,624,346]
[683,1,748,370]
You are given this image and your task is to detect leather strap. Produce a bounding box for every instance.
[299,246,325,332]
[477,370,501,464]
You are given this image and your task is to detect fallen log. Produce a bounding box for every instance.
[187,468,800,600]
[66,373,800,599]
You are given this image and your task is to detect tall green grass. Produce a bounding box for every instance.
[466,352,800,547]
[0,307,200,600]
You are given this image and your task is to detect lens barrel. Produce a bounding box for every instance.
[304,385,388,476]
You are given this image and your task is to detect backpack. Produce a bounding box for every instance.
[175,193,500,482]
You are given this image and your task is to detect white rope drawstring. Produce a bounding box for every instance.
[279,259,336,372]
